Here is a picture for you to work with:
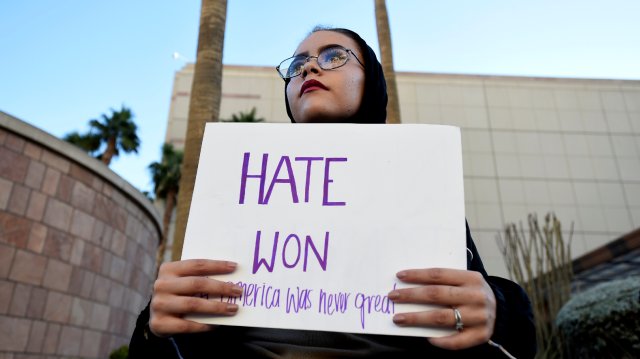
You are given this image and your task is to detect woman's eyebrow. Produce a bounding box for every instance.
[293,43,344,57]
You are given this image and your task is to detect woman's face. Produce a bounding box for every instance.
[286,31,365,123]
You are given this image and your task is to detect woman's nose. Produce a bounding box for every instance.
[301,57,320,78]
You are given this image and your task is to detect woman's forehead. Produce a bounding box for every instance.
[294,31,361,57]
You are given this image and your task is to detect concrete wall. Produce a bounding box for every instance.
[0,112,161,358]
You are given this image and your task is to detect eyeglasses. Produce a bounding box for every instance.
[276,46,364,80]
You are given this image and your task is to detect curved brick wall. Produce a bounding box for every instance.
[0,112,161,358]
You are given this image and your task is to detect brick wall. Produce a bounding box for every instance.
[0,115,161,359]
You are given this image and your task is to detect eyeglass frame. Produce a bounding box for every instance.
[276,46,365,80]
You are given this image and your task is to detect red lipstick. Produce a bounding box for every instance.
[300,79,328,95]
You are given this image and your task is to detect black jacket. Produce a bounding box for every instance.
[130,223,536,358]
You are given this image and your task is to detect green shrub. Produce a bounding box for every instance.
[109,345,128,359]
[556,277,640,358]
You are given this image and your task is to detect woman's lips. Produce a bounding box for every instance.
[300,79,328,95]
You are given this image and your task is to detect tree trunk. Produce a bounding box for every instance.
[375,0,401,124]
[172,0,227,261]
[156,188,176,269]
[101,136,117,165]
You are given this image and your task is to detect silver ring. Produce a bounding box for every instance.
[453,307,464,332]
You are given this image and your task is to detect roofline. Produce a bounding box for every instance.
[572,227,640,274]
[215,64,640,84]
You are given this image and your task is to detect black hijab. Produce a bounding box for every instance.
[284,28,388,124]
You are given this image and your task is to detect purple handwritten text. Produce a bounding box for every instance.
[285,286,313,313]
[222,281,281,309]
[238,153,347,206]
[353,284,396,329]
[318,289,350,315]
[252,230,330,274]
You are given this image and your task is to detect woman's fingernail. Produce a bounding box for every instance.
[231,286,243,296]
[388,291,400,300]
[393,314,406,324]
[226,304,238,313]
[226,261,237,270]
[396,271,407,279]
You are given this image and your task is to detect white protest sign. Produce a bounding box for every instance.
[182,123,466,337]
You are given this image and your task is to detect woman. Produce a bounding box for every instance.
[130,27,536,358]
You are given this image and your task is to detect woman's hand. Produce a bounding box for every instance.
[388,268,496,350]
[149,259,244,338]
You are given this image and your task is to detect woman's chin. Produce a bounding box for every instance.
[295,107,355,124]
[296,116,345,124]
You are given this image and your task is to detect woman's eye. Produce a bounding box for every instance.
[329,55,342,63]
[321,49,347,66]
[288,58,305,75]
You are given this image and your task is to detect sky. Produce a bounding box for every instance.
[1,0,639,194]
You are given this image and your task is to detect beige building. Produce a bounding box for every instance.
[165,64,640,277]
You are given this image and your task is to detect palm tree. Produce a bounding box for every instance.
[172,0,228,261]
[222,107,264,122]
[62,106,139,165]
[374,0,401,124]
[63,131,101,154]
[88,105,140,165]
[149,143,183,266]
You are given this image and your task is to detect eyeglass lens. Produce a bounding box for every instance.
[281,47,349,78]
